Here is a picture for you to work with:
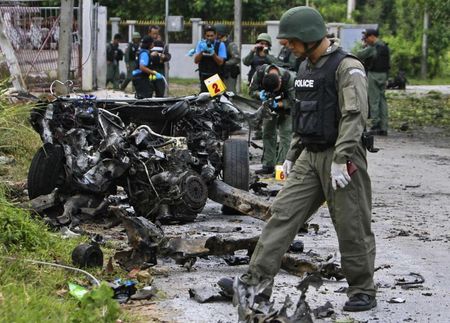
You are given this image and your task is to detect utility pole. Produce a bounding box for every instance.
[234,0,242,93]
[421,5,429,79]
[347,0,356,20]
[57,0,74,95]
[165,0,169,94]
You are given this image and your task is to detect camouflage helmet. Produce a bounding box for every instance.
[132,32,141,39]
[277,6,327,43]
[256,33,272,46]
[214,23,228,36]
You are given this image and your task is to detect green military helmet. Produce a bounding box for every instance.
[132,32,141,39]
[277,6,327,43]
[214,23,228,36]
[256,33,272,46]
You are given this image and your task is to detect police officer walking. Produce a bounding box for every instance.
[214,24,241,93]
[236,6,377,312]
[120,32,141,91]
[356,29,390,136]
[249,64,295,174]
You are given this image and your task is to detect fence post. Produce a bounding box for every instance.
[81,0,94,91]
[110,17,121,40]
[127,20,137,42]
[265,20,280,56]
[190,18,202,47]
[96,6,107,89]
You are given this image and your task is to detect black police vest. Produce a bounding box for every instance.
[128,43,139,62]
[293,48,349,146]
[198,41,222,76]
[369,42,390,72]
[134,49,150,76]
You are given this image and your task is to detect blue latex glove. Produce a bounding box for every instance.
[259,90,268,101]
[207,46,215,55]
[271,99,278,109]
[198,40,207,52]
[186,48,195,57]
[155,72,163,80]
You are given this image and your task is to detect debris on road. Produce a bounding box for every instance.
[388,297,406,304]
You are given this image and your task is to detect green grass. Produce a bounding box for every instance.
[408,76,450,85]
[387,92,450,132]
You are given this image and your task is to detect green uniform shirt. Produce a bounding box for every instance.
[286,43,368,164]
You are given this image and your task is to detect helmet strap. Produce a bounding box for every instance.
[304,40,322,56]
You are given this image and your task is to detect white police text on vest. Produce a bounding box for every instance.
[295,79,315,88]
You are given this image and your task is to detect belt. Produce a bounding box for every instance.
[304,143,333,152]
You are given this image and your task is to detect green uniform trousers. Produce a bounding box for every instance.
[262,113,292,167]
[245,143,376,298]
[106,63,120,90]
[224,76,237,93]
[368,72,388,131]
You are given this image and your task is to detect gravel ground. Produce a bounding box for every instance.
[118,128,450,323]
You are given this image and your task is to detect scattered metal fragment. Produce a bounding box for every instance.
[131,286,157,300]
[189,286,228,303]
[231,273,323,323]
[388,297,406,303]
[395,272,425,286]
[422,292,432,296]
[313,301,334,319]
[18,189,59,213]
[223,255,250,266]
[375,264,392,271]
[334,286,348,293]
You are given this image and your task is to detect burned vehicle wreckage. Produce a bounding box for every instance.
[27,92,254,226]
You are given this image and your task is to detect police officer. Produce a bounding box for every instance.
[249,64,295,174]
[106,33,124,90]
[276,38,301,72]
[356,29,390,136]
[236,6,377,312]
[132,36,163,99]
[214,24,241,93]
[243,33,277,84]
[194,25,227,93]
[120,32,141,91]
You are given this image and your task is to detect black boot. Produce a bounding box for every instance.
[343,293,377,312]
[255,165,274,175]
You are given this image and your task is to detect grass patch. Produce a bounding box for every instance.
[0,185,129,322]
[408,76,450,85]
[387,92,450,131]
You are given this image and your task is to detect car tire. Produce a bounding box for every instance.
[222,139,249,215]
[27,143,66,199]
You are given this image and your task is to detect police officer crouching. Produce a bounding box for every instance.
[249,64,295,174]
[234,6,377,313]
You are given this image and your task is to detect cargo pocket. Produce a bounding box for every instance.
[342,85,360,114]
[296,100,320,136]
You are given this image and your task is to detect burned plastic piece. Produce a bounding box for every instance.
[109,279,137,304]
[395,272,425,286]
[71,243,104,268]
[289,240,305,253]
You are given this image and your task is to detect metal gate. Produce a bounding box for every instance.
[0,5,81,91]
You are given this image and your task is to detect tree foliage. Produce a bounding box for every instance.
[98,0,449,78]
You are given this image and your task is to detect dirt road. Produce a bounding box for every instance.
[122,128,449,323]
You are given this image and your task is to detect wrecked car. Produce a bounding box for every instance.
[27,93,252,225]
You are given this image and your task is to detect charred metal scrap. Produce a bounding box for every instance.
[26,93,259,225]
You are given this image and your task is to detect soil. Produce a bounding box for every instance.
[118,128,450,323]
